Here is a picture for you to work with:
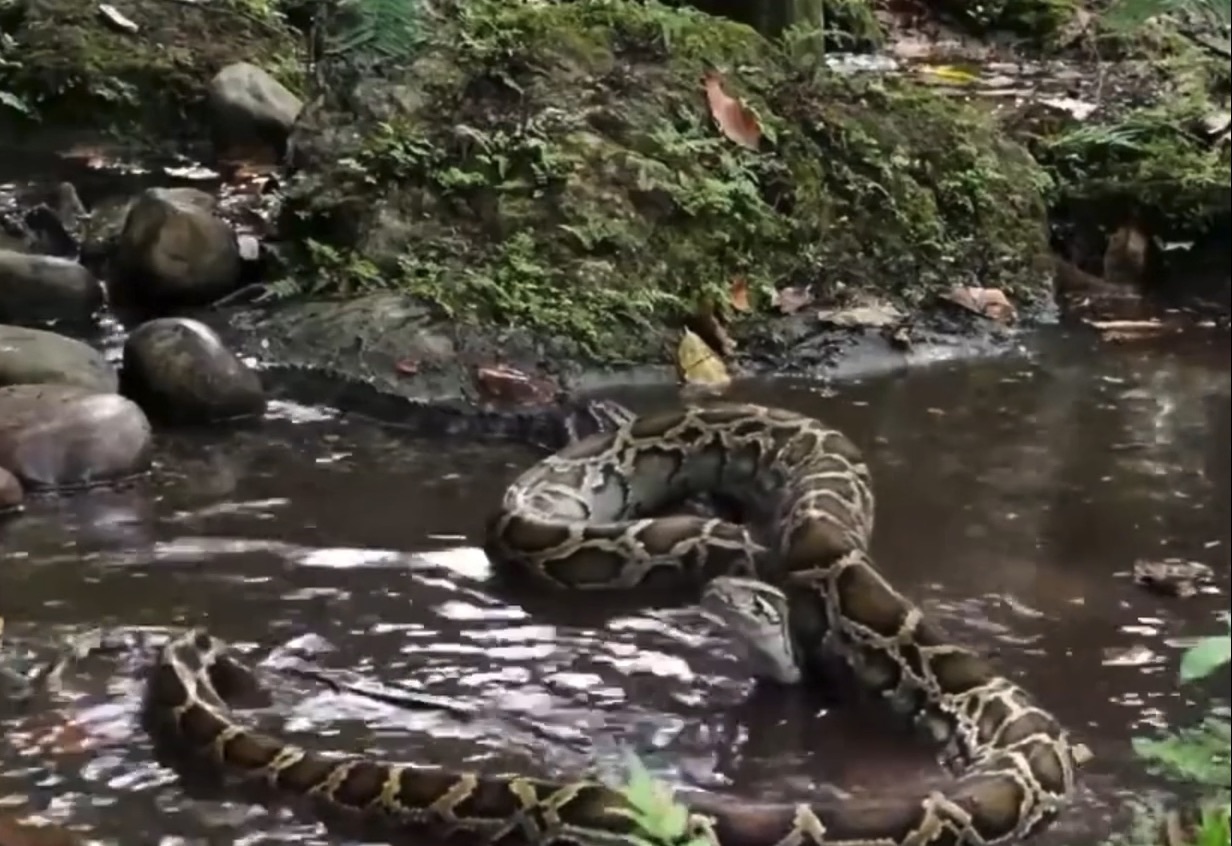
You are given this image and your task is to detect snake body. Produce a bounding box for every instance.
[143,402,1088,846]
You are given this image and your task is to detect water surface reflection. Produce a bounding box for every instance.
[1,330,1228,844]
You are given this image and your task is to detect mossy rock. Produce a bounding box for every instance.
[277,0,1054,362]
[0,0,303,142]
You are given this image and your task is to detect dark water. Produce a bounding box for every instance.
[1,330,1228,844]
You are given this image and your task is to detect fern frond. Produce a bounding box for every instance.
[323,0,422,62]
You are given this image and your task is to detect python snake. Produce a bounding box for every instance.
[142,402,1089,846]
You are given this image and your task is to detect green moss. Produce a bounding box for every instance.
[278,0,1054,360]
[933,0,1079,41]
[672,0,882,51]
[0,0,302,141]
[821,0,883,51]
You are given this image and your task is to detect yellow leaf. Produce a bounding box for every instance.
[916,64,980,84]
[675,328,730,389]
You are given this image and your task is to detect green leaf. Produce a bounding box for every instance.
[1181,635,1232,683]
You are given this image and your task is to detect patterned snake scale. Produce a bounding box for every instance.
[142,403,1090,846]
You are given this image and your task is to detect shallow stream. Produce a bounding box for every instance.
[1,329,1228,844]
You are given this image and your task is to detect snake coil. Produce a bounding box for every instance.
[143,403,1089,846]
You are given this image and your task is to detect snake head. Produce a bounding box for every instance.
[700,576,802,685]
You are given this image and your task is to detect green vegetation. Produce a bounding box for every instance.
[1020,0,1230,269]
[275,0,1055,359]
[684,0,883,51]
[615,753,710,846]
[933,0,1081,41]
[1104,620,1231,846]
[819,0,884,51]
[1033,94,1229,238]
[0,0,302,139]
[3,0,1226,353]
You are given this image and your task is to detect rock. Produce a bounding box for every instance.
[81,187,219,273]
[0,325,118,392]
[19,204,79,258]
[0,466,21,513]
[120,317,266,423]
[77,195,137,271]
[0,249,105,326]
[111,188,242,310]
[56,182,89,237]
[0,384,152,491]
[207,61,304,160]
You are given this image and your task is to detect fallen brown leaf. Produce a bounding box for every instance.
[29,718,92,757]
[771,285,813,314]
[472,364,557,407]
[728,276,751,312]
[703,72,761,151]
[941,286,1017,323]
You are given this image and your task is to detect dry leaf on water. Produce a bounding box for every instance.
[703,72,761,151]
[472,364,557,407]
[676,328,730,390]
[941,286,1017,324]
[771,285,813,315]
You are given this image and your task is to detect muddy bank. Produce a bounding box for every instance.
[201,290,1030,414]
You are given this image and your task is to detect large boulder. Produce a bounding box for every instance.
[0,249,104,326]
[110,188,243,310]
[0,384,152,491]
[278,0,1055,364]
[120,317,267,424]
[207,62,304,160]
[0,324,117,392]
